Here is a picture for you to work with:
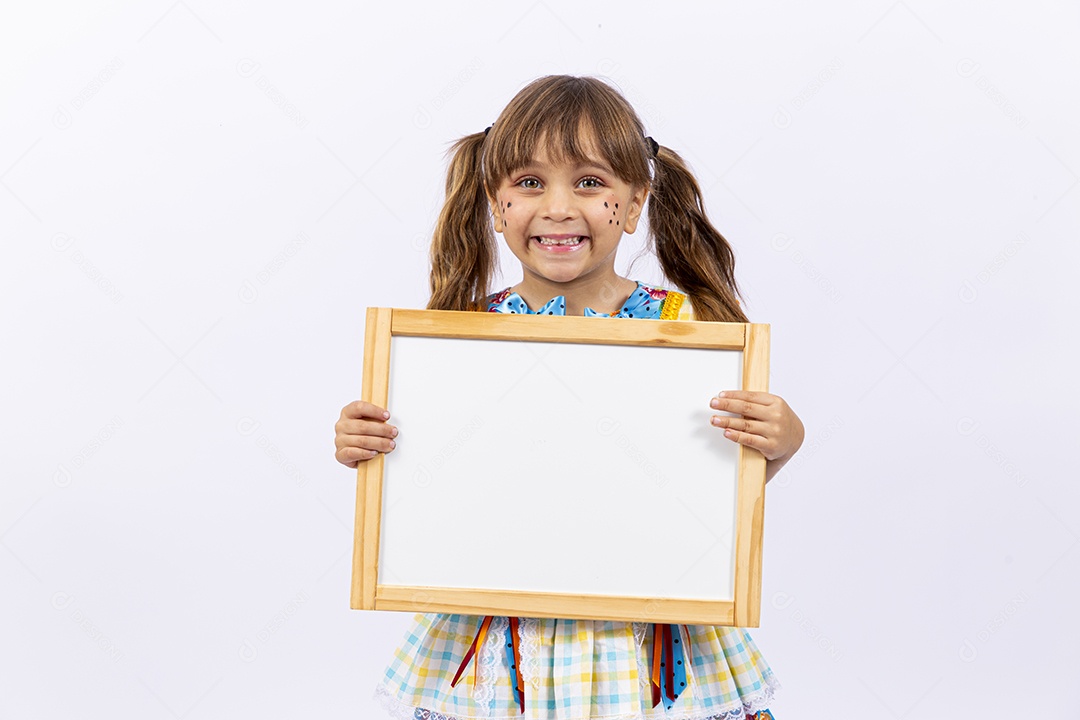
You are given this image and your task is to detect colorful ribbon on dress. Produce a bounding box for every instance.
[453,618,708,715]
[449,615,492,692]
[451,615,526,714]
[504,617,525,712]
[650,623,694,709]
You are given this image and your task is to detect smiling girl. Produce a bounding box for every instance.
[335,75,804,720]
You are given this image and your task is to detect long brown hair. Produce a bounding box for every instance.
[427,75,748,322]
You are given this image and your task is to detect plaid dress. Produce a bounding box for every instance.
[373,282,779,720]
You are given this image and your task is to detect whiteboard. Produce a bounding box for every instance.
[380,336,743,601]
[350,309,770,626]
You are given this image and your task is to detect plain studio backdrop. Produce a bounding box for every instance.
[2,1,1077,717]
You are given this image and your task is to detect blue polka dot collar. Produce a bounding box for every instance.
[487,281,665,319]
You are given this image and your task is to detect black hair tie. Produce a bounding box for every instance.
[646,136,660,158]
[484,125,492,137]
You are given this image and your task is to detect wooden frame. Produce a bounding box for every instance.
[351,308,770,627]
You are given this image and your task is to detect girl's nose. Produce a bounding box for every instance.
[540,185,577,220]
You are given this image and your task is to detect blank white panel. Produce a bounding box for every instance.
[379,335,743,602]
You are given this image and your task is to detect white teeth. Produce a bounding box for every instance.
[537,236,585,246]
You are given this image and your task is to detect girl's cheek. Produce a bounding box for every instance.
[603,198,620,226]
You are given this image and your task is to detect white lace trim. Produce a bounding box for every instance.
[632,622,648,650]
[736,669,781,718]
[632,622,651,691]
[374,681,439,720]
[519,616,543,691]
[472,615,507,709]
[376,672,778,720]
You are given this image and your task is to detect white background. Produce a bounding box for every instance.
[2,1,1078,718]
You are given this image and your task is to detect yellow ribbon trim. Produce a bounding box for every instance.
[659,291,685,320]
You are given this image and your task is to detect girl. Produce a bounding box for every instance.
[334,75,805,720]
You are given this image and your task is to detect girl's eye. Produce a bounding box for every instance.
[519,178,541,189]
[579,176,604,189]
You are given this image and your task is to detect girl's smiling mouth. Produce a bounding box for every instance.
[533,234,589,250]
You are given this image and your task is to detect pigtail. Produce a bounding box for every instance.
[427,131,498,312]
[648,145,750,323]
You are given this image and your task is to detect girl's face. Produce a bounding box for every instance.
[490,144,648,287]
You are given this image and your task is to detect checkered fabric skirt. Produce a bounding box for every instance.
[374,613,779,720]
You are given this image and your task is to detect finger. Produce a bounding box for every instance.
[713,390,774,406]
[335,417,398,440]
[710,392,772,418]
[343,400,390,420]
[334,446,360,469]
[710,415,763,436]
[717,425,775,457]
[338,433,397,455]
[335,445,382,468]
[332,427,397,451]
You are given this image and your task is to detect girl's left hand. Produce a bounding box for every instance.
[709,390,804,462]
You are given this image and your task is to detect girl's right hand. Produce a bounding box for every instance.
[334,400,398,469]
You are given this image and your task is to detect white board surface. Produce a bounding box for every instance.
[379,335,743,602]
